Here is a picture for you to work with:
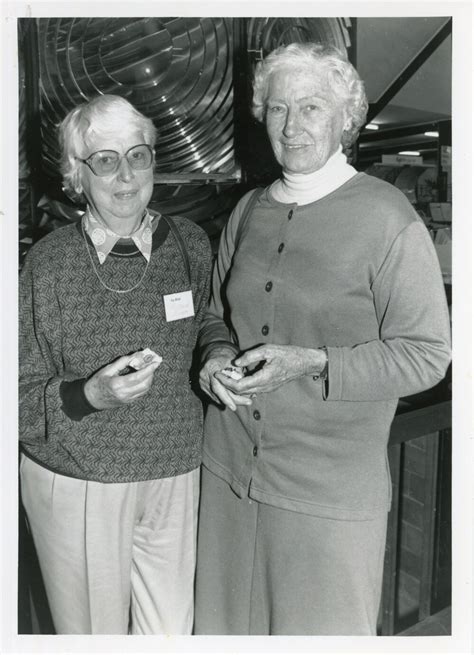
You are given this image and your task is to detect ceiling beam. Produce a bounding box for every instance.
[359,139,438,156]
[360,120,451,143]
[366,19,452,123]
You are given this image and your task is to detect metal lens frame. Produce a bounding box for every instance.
[38,18,349,181]
[85,144,154,177]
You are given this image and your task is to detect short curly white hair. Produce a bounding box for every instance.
[59,94,157,197]
[252,42,368,151]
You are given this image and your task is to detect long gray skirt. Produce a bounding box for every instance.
[194,466,387,635]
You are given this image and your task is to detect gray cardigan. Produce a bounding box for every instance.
[199,174,451,520]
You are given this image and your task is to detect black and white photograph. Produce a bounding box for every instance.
[1,2,472,654]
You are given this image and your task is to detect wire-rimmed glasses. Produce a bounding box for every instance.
[77,144,154,176]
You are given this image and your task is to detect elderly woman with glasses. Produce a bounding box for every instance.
[194,43,451,635]
[19,94,212,634]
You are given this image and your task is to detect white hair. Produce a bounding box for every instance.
[59,94,157,196]
[252,42,368,151]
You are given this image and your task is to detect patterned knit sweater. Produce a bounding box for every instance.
[19,215,212,483]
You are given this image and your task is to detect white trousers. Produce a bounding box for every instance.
[20,455,199,635]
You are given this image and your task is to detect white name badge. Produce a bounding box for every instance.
[163,290,195,322]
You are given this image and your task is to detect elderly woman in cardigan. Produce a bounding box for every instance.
[194,43,451,635]
[19,94,212,634]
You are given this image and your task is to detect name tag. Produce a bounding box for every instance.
[163,290,195,322]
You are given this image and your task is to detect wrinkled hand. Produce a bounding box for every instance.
[199,348,253,412]
[214,344,326,396]
[84,354,161,410]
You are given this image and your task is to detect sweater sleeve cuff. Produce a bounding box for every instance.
[201,340,240,362]
[60,378,99,421]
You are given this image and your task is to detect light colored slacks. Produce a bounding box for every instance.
[194,466,387,635]
[20,454,199,635]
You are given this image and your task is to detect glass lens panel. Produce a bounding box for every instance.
[126,144,153,170]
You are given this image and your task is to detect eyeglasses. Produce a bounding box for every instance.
[77,144,154,177]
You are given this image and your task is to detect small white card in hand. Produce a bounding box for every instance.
[129,348,163,370]
[221,366,244,380]
[163,290,195,322]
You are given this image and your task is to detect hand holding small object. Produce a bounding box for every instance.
[214,344,327,395]
[119,348,163,374]
[199,349,252,412]
[84,349,162,409]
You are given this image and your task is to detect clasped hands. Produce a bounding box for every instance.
[200,344,327,412]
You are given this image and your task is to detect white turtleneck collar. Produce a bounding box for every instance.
[270,145,357,206]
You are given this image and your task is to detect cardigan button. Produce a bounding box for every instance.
[253,410,261,420]
[253,446,258,456]
[261,325,269,336]
[288,210,293,220]
[265,281,273,292]
[278,243,285,253]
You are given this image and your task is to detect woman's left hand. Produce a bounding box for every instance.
[214,344,326,395]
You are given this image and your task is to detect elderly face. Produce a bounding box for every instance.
[78,124,154,235]
[265,65,347,175]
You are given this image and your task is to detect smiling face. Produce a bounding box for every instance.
[265,65,347,175]
[78,125,154,235]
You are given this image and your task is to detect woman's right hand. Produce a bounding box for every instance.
[199,349,253,412]
[84,354,161,410]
